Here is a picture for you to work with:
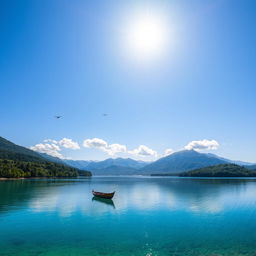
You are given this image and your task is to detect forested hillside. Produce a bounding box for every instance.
[180,164,256,177]
[0,159,79,178]
[0,136,46,162]
[0,136,91,178]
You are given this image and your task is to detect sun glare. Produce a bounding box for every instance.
[125,12,168,61]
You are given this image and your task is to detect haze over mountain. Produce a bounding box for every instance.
[140,150,228,175]
[206,153,255,166]
[87,165,139,176]
[40,153,148,169]
[64,158,149,175]
[81,158,148,170]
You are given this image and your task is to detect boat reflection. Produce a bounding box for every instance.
[92,196,115,209]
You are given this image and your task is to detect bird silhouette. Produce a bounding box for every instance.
[102,113,108,117]
[55,116,62,119]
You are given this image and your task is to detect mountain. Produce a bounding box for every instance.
[140,150,228,174]
[0,136,47,162]
[64,158,148,173]
[89,165,139,175]
[39,153,65,164]
[0,136,91,178]
[39,153,149,175]
[63,159,92,169]
[40,149,250,176]
[206,153,255,166]
[10,135,251,176]
[180,164,256,177]
[39,154,96,171]
[86,158,148,170]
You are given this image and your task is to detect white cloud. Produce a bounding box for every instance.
[129,145,157,157]
[30,138,80,159]
[83,138,157,158]
[58,138,80,150]
[30,143,64,159]
[164,148,174,156]
[83,138,127,156]
[32,137,160,159]
[43,138,80,150]
[106,143,127,156]
[43,139,58,144]
[83,138,108,149]
[184,139,219,151]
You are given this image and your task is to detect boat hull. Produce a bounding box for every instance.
[92,190,115,199]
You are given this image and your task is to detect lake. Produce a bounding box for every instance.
[1,176,256,256]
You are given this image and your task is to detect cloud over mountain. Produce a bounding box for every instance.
[31,137,220,160]
[83,138,157,157]
[185,139,219,151]
[164,148,174,156]
[129,145,157,157]
[83,138,126,156]
[58,138,80,149]
[30,143,63,158]
[30,138,80,158]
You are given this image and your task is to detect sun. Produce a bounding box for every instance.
[125,12,168,61]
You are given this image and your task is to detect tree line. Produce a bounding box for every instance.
[0,159,91,178]
[180,164,256,177]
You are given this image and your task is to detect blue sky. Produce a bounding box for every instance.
[1,0,256,162]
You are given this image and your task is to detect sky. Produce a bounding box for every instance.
[1,0,256,162]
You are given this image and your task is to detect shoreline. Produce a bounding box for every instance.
[0,177,26,180]
[0,176,87,181]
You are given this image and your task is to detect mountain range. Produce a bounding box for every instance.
[1,136,255,176]
[63,149,255,175]
[65,158,148,170]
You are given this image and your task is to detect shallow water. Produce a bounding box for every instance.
[1,176,256,255]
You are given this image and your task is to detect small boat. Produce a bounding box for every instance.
[92,190,115,199]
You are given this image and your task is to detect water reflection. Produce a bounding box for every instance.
[92,196,115,209]
[1,177,256,216]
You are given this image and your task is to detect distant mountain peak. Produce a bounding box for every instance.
[140,149,228,174]
[64,157,149,172]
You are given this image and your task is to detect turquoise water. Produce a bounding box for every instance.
[1,177,256,256]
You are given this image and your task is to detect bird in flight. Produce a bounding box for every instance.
[55,115,62,119]
[102,113,108,117]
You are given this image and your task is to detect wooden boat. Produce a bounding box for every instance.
[92,190,115,199]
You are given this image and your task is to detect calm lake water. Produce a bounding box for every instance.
[1,176,256,256]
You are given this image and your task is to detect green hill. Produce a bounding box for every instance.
[246,165,256,171]
[0,136,91,178]
[180,164,256,177]
[0,136,47,162]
